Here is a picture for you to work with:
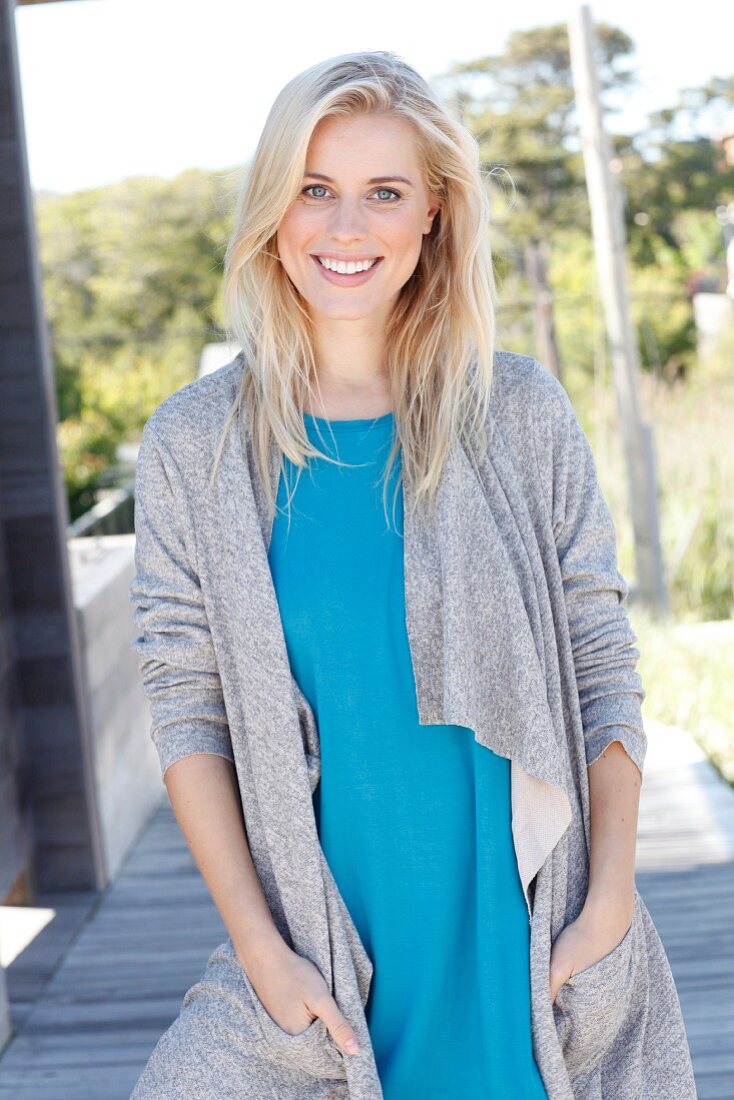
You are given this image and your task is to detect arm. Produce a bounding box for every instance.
[129,422,281,964]
[548,380,646,907]
[539,377,645,994]
[550,738,641,996]
[130,421,363,1052]
[129,422,233,775]
[164,753,285,966]
[585,740,640,917]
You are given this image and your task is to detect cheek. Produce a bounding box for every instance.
[389,219,428,266]
[277,210,309,257]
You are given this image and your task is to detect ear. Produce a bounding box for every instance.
[424,204,440,233]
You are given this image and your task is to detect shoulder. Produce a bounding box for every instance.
[486,350,590,529]
[143,353,245,457]
[489,348,574,454]
[491,348,570,419]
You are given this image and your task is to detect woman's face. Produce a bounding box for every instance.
[276,113,440,325]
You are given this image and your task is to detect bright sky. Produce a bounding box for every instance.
[15,0,734,196]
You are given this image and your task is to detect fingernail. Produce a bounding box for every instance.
[345,1038,360,1054]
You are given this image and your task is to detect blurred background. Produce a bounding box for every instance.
[0,1,732,1096]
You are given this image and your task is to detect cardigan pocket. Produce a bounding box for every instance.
[552,892,640,1082]
[227,939,347,1081]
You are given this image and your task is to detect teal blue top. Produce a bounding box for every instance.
[267,410,547,1098]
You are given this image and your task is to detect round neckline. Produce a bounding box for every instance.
[303,410,394,432]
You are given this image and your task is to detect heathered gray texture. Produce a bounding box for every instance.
[128,349,697,1099]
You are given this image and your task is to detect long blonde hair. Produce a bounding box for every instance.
[213,49,498,527]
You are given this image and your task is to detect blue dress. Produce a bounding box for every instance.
[267,410,547,1099]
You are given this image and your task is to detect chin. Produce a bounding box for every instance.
[309,294,384,318]
[318,306,380,322]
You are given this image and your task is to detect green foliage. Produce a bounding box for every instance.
[36,167,240,517]
[57,409,119,518]
[442,22,636,243]
[37,169,234,343]
[435,20,734,383]
[629,260,698,379]
[673,208,728,281]
[572,339,734,626]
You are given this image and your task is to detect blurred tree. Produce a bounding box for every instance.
[436,22,638,380]
[614,76,734,278]
[435,24,734,384]
[35,166,239,517]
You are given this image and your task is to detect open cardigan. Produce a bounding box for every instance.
[129,349,697,1100]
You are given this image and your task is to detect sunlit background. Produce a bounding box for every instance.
[16,0,734,195]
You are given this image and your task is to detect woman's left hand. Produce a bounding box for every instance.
[549,895,635,1004]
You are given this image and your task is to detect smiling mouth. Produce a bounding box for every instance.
[312,255,383,274]
[310,254,385,285]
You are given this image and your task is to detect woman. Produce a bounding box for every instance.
[128,51,696,1099]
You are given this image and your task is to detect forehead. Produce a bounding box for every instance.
[305,114,424,174]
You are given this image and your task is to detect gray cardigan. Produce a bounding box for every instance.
[128,349,697,1099]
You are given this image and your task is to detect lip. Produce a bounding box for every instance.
[311,254,383,287]
[311,252,382,262]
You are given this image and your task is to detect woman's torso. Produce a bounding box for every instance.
[267,410,547,1098]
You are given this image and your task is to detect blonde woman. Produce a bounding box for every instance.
[129,50,696,1100]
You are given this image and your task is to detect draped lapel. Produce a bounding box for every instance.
[401,409,572,914]
[196,412,334,986]
[461,410,574,908]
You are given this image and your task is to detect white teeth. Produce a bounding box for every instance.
[317,256,378,274]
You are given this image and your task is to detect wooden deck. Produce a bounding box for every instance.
[0,717,731,1098]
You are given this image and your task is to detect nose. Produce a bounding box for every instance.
[327,197,368,242]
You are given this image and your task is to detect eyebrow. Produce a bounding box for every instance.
[303,171,414,187]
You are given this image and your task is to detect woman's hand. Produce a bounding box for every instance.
[238,940,362,1056]
[549,894,635,1004]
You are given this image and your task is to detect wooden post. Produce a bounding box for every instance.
[568,4,668,616]
[524,239,563,382]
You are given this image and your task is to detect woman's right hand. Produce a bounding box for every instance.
[238,941,362,1056]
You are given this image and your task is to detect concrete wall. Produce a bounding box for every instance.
[67,535,162,884]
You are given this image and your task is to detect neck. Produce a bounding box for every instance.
[306,315,393,419]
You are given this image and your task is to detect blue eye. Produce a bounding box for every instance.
[301,185,401,202]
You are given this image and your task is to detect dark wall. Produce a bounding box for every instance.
[0,0,101,896]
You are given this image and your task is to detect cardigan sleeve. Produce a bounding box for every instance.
[546,378,647,778]
[129,421,235,780]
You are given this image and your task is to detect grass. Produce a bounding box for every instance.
[630,608,734,787]
[568,324,734,788]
